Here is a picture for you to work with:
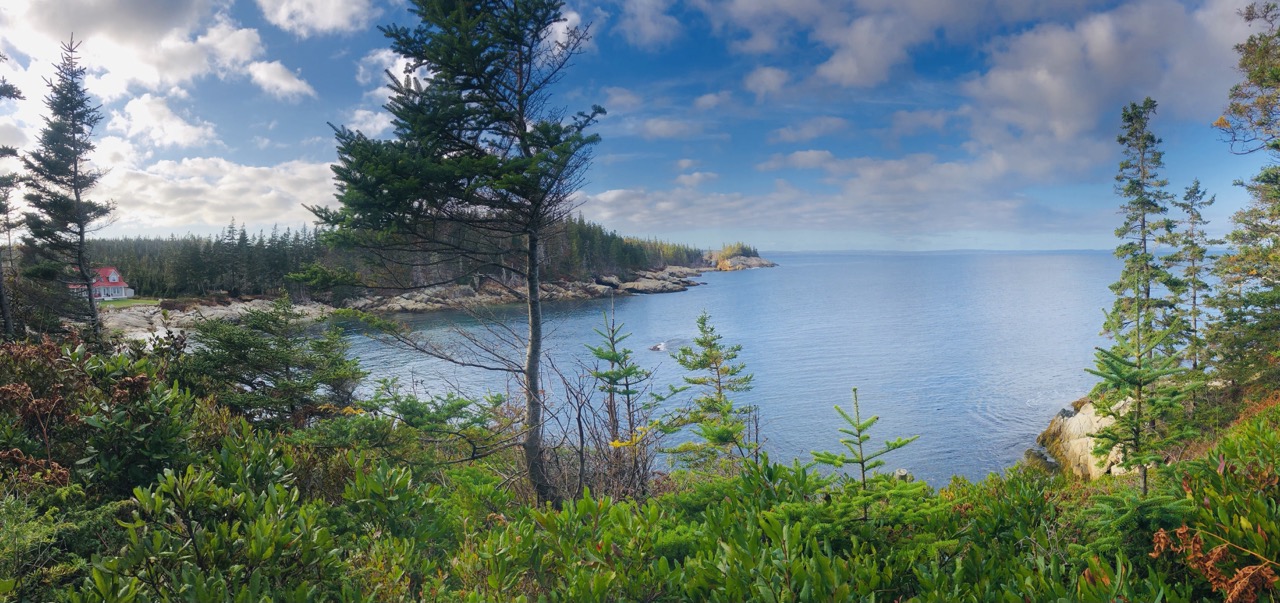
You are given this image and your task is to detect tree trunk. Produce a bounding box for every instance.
[523,231,556,506]
[0,268,13,339]
[76,225,100,339]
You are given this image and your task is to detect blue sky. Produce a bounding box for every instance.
[0,0,1269,251]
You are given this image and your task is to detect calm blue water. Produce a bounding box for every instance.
[346,251,1118,485]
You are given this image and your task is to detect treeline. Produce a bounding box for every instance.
[85,215,708,299]
[87,222,326,298]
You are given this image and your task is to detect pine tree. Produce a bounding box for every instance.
[1092,99,1188,497]
[311,0,601,504]
[1104,98,1177,354]
[665,311,757,473]
[20,39,112,338]
[586,313,665,497]
[0,51,22,340]
[1208,4,1280,387]
[812,388,919,520]
[1088,314,1187,497]
[1160,180,1221,370]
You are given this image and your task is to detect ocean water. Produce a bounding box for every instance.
[346,250,1119,485]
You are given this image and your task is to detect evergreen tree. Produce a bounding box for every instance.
[1088,313,1187,497]
[1104,97,1177,354]
[0,51,22,340]
[586,313,665,497]
[812,388,919,520]
[311,0,601,504]
[1209,3,1280,388]
[1160,180,1221,370]
[1092,99,1189,497]
[665,312,757,473]
[20,39,112,338]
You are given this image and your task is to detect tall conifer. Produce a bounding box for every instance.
[0,51,22,339]
[21,39,112,338]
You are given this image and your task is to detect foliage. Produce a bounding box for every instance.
[812,388,919,520]
[664,311,757,474]
[174,295,366,431]
[88,221,327,299]
[1154,403,1280,603]
[312,0,605,505]
[584,312,666,498]
[20,39,112,339]
[717,242,759,260]
[1160,180,1222,371]
[1088,322,1190,496]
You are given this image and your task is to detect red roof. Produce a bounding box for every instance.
[90,267,129,289]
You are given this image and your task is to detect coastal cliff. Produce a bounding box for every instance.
[1036,396,1127,480]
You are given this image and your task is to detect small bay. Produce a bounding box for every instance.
[346,250,1118,485]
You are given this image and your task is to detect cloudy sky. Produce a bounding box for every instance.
[0,0,1269,251]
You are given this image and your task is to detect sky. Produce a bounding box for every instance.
[0,0,1271,251]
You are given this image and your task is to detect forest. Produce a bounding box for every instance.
[80,215,707,300]
[2,0,1280,601]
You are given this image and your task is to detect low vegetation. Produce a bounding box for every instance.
[1,304,1277,601]
[3,1,1280,601]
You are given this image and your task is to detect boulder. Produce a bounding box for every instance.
[595,275,624,288]
[1036,397,1126,480]
[620,278,687,294]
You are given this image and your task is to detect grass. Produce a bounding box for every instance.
[99,297,161,309]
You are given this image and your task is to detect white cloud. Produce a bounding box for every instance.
[90,135,147,169]
[675,158,698,170]
[356,48,406,86]
[756,149,839,171]
[769,116,848,143]
[675,171,718,187]
[348,108,393,137]
[248,61,317,102]
[255,0,380,37]
[814,14,923,87]
[98,157,336,231]
[617,0,681,48]
[109,93,217,148]
[889,109,952,137]
[641,117,702,139]
[549,10,588,50]
[694,90,732,110]
[198,16,264,72]
[603,86,643,112]
[744,66,789,100]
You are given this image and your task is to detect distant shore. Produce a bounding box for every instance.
[102,257,778,339]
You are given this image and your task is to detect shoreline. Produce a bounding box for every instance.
[102,257,778,339]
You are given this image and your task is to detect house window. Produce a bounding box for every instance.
[109,272,118,282]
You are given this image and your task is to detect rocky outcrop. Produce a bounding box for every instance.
[102,299,332,340]
[104,257,774,334]
[714,255,778,271]
[1036,396,1127,480]
[617,266,705,294]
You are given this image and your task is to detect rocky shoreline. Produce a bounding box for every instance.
[1035,396,1127,480]
[103,258,778,338]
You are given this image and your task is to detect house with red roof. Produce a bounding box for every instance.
[71,267,135,300]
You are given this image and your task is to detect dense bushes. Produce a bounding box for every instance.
[2,311,1279,601]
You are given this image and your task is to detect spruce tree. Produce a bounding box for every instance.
[665,311,757,473]
[21,39,112,338]
[0,51,22,339]
[1105,97,1177,352]
[1209,4,1280,387]
[311,0,601,504]
[1093,98,1187,497]
[1160,180,1221,371]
